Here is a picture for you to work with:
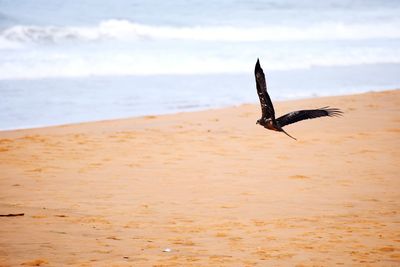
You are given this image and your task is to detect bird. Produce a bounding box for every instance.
[254,59,343,140]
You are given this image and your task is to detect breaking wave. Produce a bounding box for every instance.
[1,19,400,46]
[1,19,400,79]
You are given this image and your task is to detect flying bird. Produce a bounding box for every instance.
[254,59,342,140]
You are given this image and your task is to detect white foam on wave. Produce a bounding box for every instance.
[1,19,400,46]
[1,19,400,79]
[1,52,399,80]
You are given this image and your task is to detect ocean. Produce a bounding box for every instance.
[1,0,400,130]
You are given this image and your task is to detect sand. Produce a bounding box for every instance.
[0,90,399,266]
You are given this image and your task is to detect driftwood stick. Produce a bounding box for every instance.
[0,213,24,217]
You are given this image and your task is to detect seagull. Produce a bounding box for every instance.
[254,59,343,140]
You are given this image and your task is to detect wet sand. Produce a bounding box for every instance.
[0,90,399,266]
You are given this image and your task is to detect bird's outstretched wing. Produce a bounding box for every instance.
[255,59,275,120]
[276,107,343,127]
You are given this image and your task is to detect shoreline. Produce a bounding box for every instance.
[1,89,399,266]
[1,89,397,134]
[2,62,400,131]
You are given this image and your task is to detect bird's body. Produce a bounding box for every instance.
[254,59,342,140]
[258,118,279,131]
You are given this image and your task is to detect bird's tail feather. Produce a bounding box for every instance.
[281,128,297,140]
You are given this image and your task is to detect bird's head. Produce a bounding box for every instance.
[256,119,261,125]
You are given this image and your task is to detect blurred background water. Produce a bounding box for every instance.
[1,0,400,129]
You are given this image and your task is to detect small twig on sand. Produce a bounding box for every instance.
[0,213,24,217]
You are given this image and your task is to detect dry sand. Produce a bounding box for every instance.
[0,90,399,266]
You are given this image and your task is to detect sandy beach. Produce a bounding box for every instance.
[0,89,399,266]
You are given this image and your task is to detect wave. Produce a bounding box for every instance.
[1,19,400,79]
[1,19,400,47]
[1,54,399,80]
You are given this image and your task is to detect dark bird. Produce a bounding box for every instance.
[254,59,343,140]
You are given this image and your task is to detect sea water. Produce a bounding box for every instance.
[1,0,400,129]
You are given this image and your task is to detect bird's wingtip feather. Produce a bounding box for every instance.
[326,107,344,117]
[255,58,262,72]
